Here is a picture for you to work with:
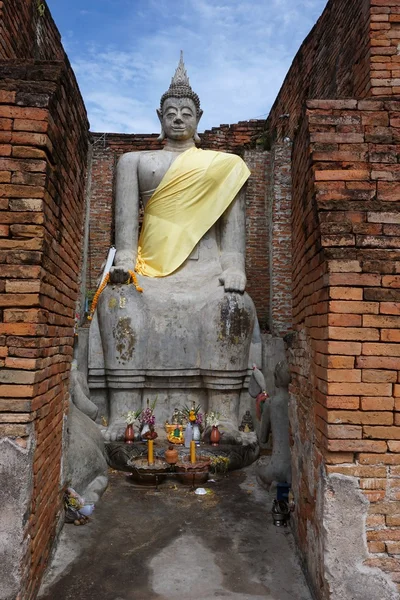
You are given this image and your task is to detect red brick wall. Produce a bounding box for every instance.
[243,149,270,325]
[87,121,270,322]
[264,0,400,595]
[370,0,400,96]
[267,141,292,334]
[0,0,65,61]
[0,2,89,597]
[266,0,371,143]
[287,97,400,596]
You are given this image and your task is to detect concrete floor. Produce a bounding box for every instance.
[39,465,312,600]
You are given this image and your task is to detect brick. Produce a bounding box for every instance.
[362,371,397,383]
[368,529,400,542]
[12,146,47,159]
[364,314,400,327]
[4,280,41,293]
[13,119,48,133]
[0,384,34,398]
[320,422,362,439]
[325,369,361,383]
[0,323,46,336]
[365,427,400,440]
[327,274,381,287]
[326,341,362,355]
[0,294,40,307]
[360,478,387,490]
[0,106,48,121]
[327,440,387,452]
[329,288,363,300]
[324,396,360,410]
[360,454,400,465]
[357,356,400,370]
[5,357,38,370]
[383,275,400,288]
[315,170,369,181]
[0,185,44,199]
[382,329,400,342]
[322,450,355,464]
[327,260,361,273]
[324,382,392,396]
[380,302,400,315]
[328,327,379,341]
[323,409,393,425]
[368,541,386,553]
[0,91,16,104]
[329,301,379,314]
[363,343,400,357]
[362,490,386,502]
[8,198,43,211]
[328,313,362,326]
[327,465,387,478]
[0,423,30,436]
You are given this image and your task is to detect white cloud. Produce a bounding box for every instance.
[63,0,327,133]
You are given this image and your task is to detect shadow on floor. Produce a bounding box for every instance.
[39,465,312,600]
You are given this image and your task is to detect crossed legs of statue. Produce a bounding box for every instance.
[96,282,256,442]
[105,388,243,443]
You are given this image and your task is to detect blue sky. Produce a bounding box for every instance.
[46,0,327,133]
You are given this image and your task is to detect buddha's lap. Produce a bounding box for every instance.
[96,281,256,371]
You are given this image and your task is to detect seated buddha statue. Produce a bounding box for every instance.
[88,53,259,441]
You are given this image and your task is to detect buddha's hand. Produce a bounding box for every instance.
[109,266,132,284]
[109,250,136,284]
[219,269,246,293]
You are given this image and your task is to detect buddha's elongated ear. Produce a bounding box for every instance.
[194,109,203,144]
[156,108,165,141]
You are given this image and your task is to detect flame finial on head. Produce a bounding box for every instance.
[160,51,201,115]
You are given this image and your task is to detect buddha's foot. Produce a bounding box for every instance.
[202,423,257,446]
[103,421,127,442]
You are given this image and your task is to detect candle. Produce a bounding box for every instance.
[190,440,196,464]
[148,439,154,465]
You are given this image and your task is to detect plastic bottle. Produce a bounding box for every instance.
[184,422,193,448]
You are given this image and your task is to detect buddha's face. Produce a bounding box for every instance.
[157,97,201,141]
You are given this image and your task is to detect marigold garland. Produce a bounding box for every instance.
[87,268,143,321]
[128,270,143,293]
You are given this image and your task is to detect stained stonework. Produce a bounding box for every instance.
[2,0,400,598]
[0,1,89,598]
[265,0,400,595]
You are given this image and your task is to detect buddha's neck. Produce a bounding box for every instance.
[163,138,196,153]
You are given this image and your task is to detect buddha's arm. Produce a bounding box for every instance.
[219,187,247,293]
[112,152,140,280]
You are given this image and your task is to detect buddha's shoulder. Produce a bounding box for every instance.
[117,150,161,167]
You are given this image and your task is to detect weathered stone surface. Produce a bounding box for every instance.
[89,59,257,442]
[323,474,398,600]
[255,361,291,489]
[0,437,33,599]
[65,399,108,500]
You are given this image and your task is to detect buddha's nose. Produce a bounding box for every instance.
[174,116,183,124]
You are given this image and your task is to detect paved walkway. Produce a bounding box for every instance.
[39,465,312,600]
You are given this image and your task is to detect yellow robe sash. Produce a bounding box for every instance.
[135,146,250,278]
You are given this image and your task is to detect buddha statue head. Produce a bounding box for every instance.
[157,51,203,143]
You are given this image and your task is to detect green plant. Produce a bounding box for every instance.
[210,455,229,474]
[37,1,45,17]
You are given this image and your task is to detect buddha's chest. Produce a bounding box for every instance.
[138,151,178,203]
